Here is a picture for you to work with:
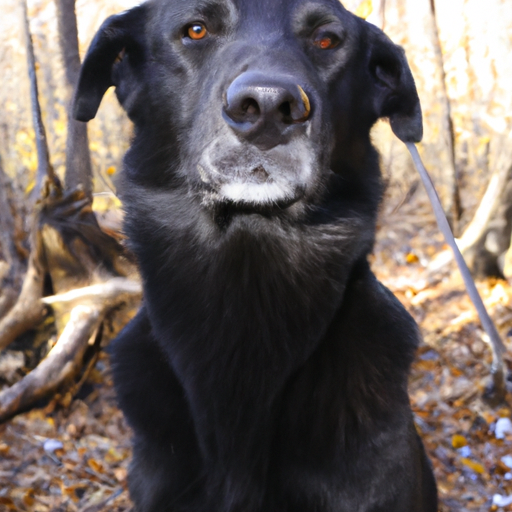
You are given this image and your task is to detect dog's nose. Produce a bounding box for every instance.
[223,72,310,149]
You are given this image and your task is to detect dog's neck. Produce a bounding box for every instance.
[121,175,379,487]
[124,178,375,362]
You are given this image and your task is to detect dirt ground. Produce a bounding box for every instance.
[1,199,512,511]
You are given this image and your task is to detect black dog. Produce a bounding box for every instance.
[74,0,437,510]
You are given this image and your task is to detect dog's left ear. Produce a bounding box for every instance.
[72,6,147,122]
[366,24,423,143]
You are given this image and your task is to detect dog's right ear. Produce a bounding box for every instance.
[364,23,423,143]
[73,6,147,122]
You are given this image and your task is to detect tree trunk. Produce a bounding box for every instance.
[428,0,461,229]
[55,0,93,198]
[461,135,512,277]
[433,0,512,276]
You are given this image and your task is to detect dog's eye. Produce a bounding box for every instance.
[311,25,342,50]
[313,34,339,50]
[186,23,208,40]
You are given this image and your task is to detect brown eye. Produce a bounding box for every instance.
[313,34,339,50]
[312,23,343,50]
[187,23,207,40]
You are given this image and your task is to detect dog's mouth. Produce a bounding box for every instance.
[209,193,305,228]
[194,137,317,210]
[197,163,306,211]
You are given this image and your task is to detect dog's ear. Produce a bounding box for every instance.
[73,6,147,122]
[366,25,423,143]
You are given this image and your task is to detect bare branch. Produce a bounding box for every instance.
[55,0,81,87]
[19,0,56,197]
[64,121,94,198]
[457,148,512,255]
[42,278,142,307]
[407,142,507,404]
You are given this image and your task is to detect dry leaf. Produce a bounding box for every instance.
[355,0,373,19]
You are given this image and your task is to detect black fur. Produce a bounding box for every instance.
[74,0,436,510]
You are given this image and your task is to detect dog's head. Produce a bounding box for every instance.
[74,0,421,214]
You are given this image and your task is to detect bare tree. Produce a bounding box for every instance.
[55,0,94,198]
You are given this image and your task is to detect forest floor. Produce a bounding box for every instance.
[1,199,512,511]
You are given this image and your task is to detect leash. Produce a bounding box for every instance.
[405,142,506,403]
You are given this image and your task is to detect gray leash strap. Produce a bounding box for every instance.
[405,142,506,370]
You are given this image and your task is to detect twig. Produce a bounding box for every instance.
[78,488,125,512]
[406,142,507,405]
[69,347,100,399]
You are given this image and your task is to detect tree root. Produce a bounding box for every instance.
[0,305,100,423]
[0,252,46,351]
[0,278,141,422]
[0,289,18,323]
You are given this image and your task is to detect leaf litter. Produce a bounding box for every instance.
[0,354,132,512]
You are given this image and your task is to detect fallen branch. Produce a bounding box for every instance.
[0,278,141,422]
[0,184,135,352]
[0,305,101,423]
[42,278,142,308]
[0,277,141,352]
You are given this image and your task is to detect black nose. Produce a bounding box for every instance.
[223,72,311,149]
